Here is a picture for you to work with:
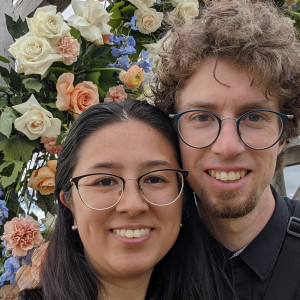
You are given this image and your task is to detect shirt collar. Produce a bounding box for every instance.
[239,187,289,280]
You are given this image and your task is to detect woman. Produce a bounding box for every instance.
[19,100,228,299]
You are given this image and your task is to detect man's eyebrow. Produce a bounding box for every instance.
[180,100,275,111]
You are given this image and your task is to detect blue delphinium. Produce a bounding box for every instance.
[108,55,131,71]
[133,50,152,73]
[0,188,8,226]
[110,35,137,57]
[0,257,20,286]
[124,15,139,31]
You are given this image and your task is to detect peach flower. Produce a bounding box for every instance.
[1,216,44,257]
[70,81,99,114]
[58,36,80,65]
[120,65,143,89]
[56,73,99,114]
[40,136,62,154]
[56,72,75,111]
[28,160,57,195]
[0,285,20,300]
[104,85,128,103]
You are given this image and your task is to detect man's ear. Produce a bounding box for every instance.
[60,190,70,208]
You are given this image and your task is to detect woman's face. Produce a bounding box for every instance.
[64,120,183,282]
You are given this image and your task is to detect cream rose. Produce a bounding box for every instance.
[135,5,164,34]
[67,0,111,44]
[128,0,156,8]
[169,0,199,21]
[13,95,61,140]
[8,33,62,75]
[26,5,71,46]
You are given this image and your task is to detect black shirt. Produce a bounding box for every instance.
[207,187,300,300]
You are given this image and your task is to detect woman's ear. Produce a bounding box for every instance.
[60,190,70,208]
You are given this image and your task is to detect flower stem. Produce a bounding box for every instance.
[77,67,125,75]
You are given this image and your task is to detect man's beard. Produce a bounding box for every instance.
[195,188,259,219]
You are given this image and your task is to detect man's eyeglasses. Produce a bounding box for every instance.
[70,169,188,211]
[169,109,294,150]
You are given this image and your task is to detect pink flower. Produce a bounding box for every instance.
[58,36,80,65]
[56,73,99,115]
[41,136,62,154]
[1,216,44,257]
[104,85,128,103]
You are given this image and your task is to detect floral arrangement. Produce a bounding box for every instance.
[0,0,297,296]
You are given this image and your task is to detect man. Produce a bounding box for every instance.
[155,1,300,299]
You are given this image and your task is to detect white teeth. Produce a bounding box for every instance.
[208,170,247,181]
[113,228,150,238]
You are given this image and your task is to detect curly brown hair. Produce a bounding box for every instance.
[154,0,300,146]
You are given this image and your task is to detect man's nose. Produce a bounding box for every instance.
[210,118,245,157]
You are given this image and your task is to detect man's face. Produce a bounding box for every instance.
[177,58,282,219]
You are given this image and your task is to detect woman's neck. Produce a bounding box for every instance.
[100,272,152,300]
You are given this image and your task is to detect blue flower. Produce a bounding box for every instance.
[0,200,8,226]
[133,50,152,73]
[125,16,139,31]
[108,55,131,71]
[0,257,20,286]
[110,35,137,57]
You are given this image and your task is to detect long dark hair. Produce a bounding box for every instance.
[20,100,231,299]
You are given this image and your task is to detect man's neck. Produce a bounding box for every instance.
[201,188,276,251]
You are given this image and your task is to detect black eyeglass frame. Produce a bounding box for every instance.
[70,168,189,210]
[169,109,294,150]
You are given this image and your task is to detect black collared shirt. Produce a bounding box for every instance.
[207,187,300,300]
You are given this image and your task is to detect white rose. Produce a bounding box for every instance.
[128,0,156,8]
[144,32,170,71]
[8,33,63,75]
[26,5,71,46]
[13,95,61,140]
[135,5,163,34]
[67,0,111,44]
[170,0,199,21]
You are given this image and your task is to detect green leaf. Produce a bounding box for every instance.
[0,56,9,64]
[5,14,29,40]
[0,160,24,188]
[120,4,135,18]
[0,108,13,138]
[91,46,111,59]
[70,27,81,40]
[22,78,43,93]
[0,135,39,162]
[0,66,10,81]
[0,85,8,92]
[9,68,22,91]
[0,98,7,108]
[10,95,22,106]
[85,71,101,85]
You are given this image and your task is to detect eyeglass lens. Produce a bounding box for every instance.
[76,170,184,210]
[177,110,283,149]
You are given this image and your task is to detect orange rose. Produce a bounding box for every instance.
[56,72,75,111]
[56,73,99,115]
[121,65,143,89]
[28,160,57,195]
[70,81,99,114]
